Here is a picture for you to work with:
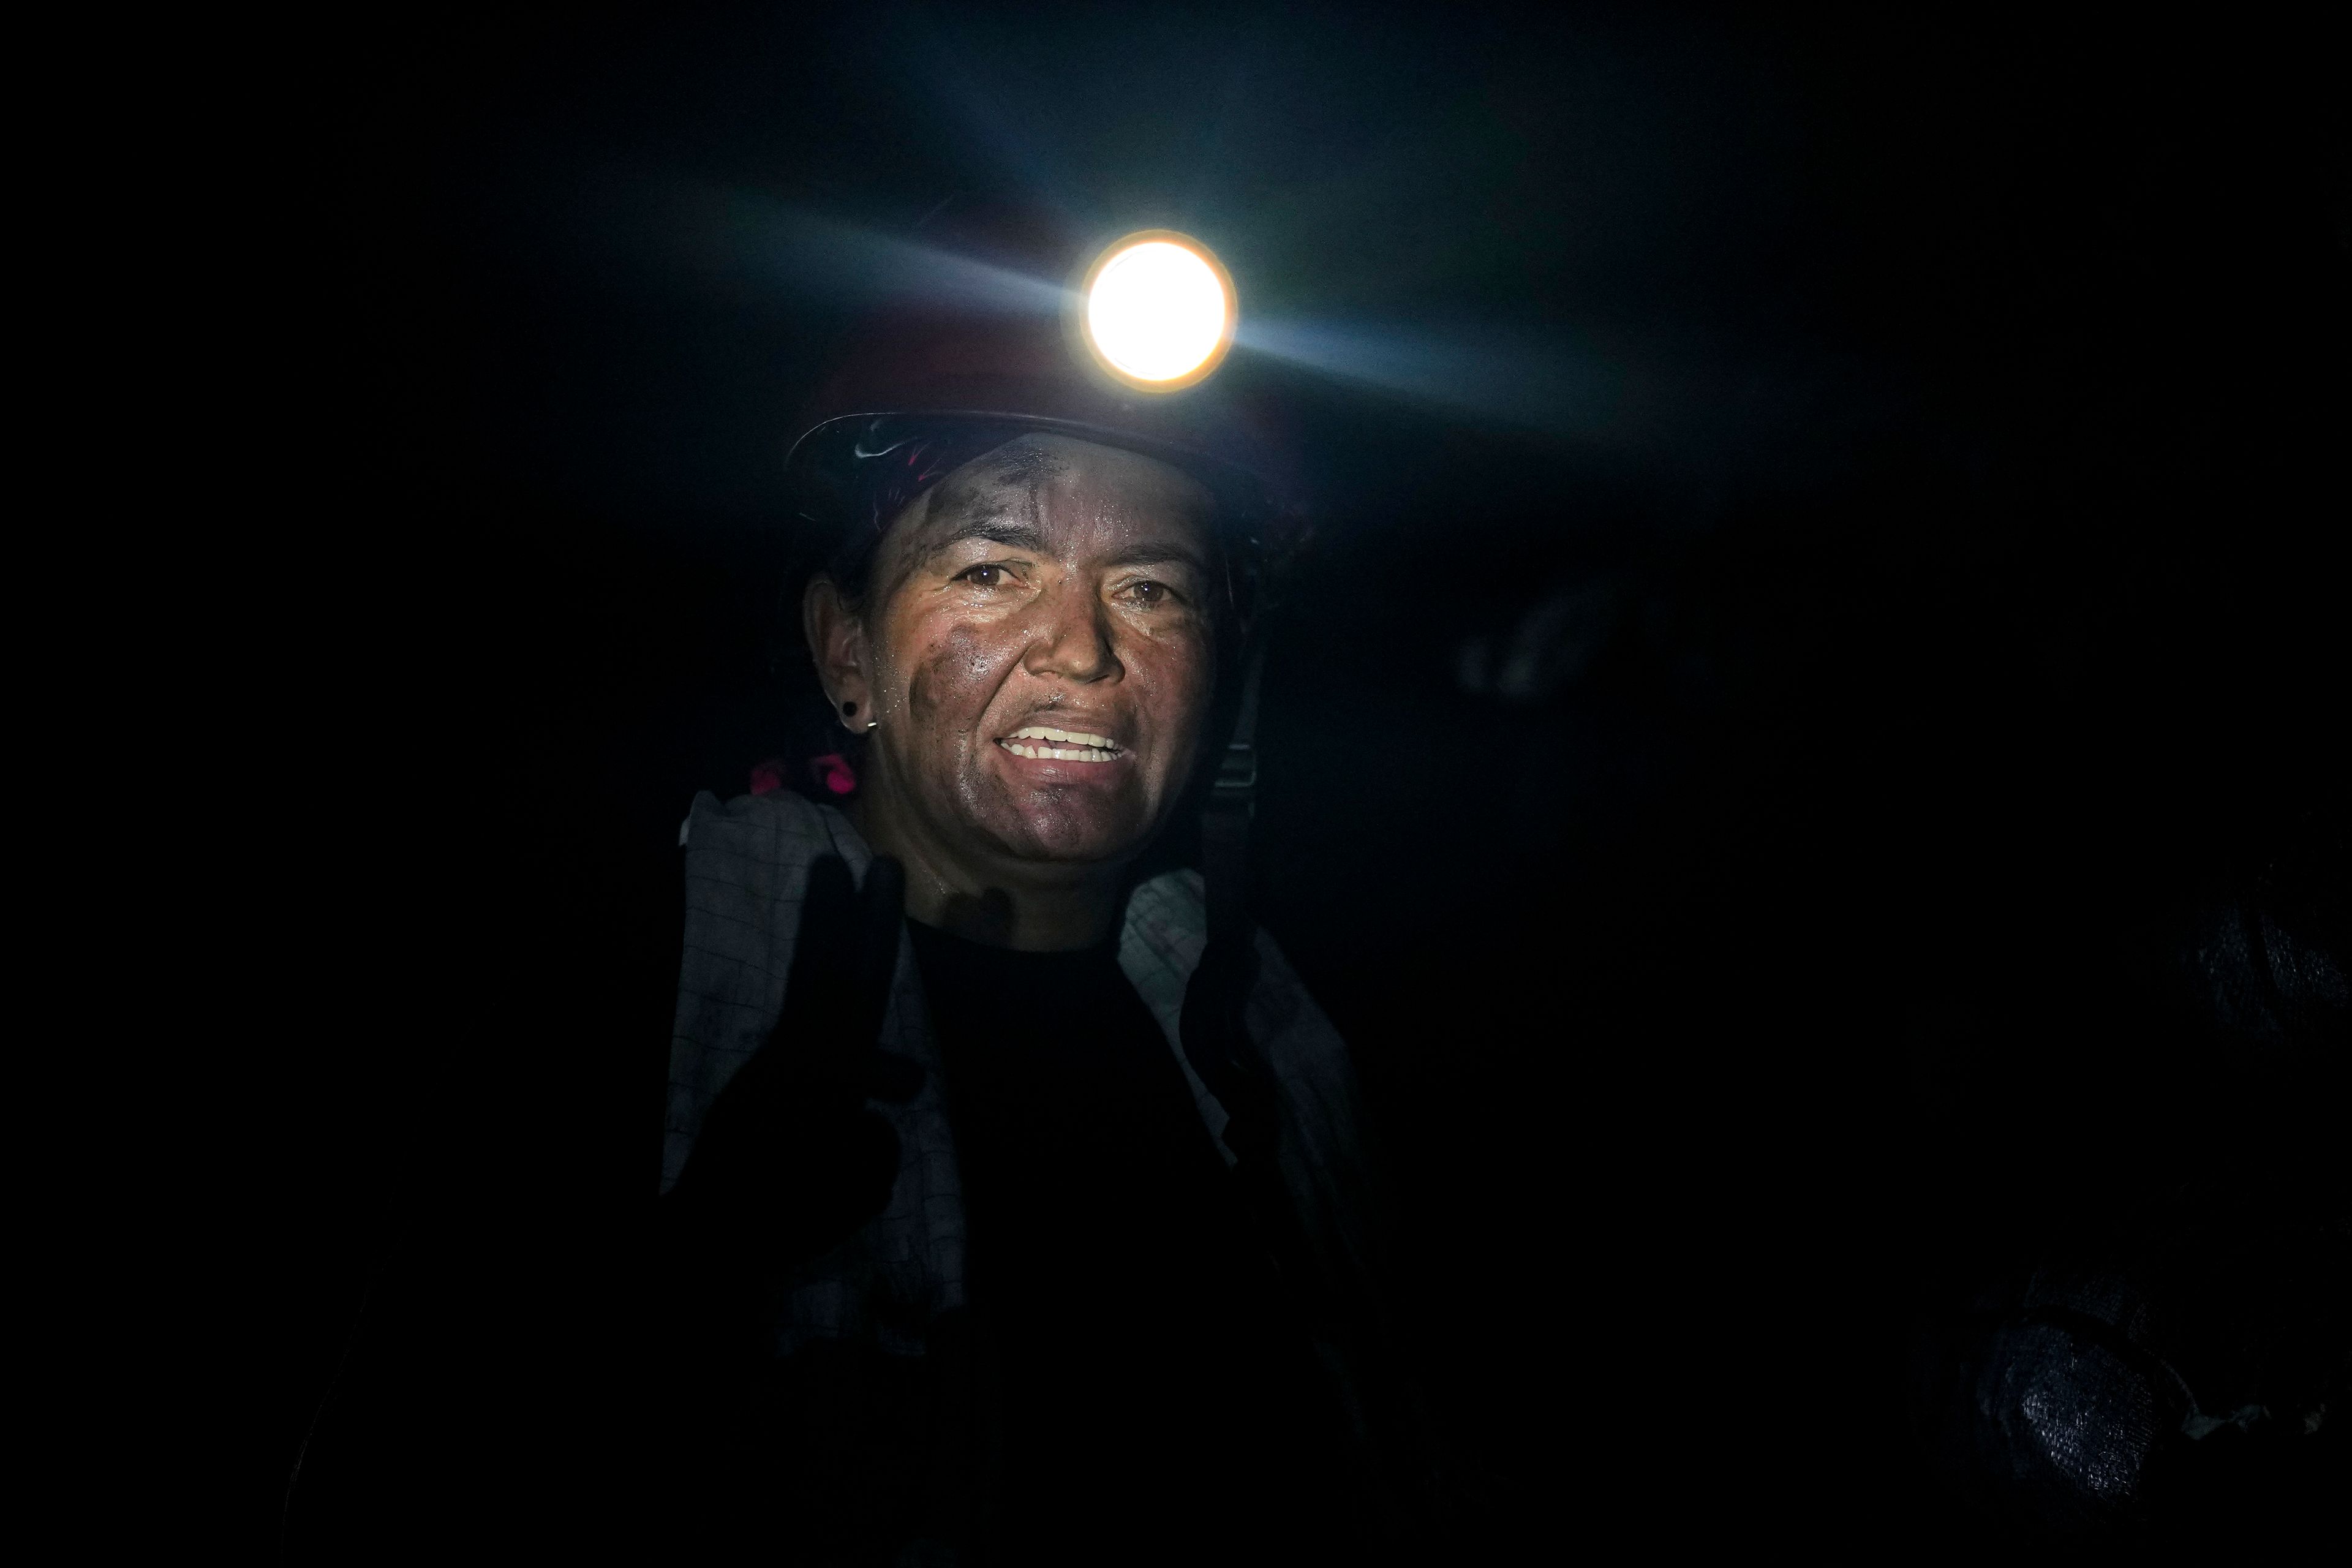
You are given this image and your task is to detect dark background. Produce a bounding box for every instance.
[249,4,2345,1554]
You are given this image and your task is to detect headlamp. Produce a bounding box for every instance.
[1076,230,1235,393]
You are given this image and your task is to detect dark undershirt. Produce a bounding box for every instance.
[906,919,1341,1561]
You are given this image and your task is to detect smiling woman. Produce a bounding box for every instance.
[645,211,1422,1561]
[804,432,1224,944]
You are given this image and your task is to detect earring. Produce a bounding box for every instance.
[841,700,858,717]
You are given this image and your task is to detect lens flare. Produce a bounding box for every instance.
[1080,233,1234,390]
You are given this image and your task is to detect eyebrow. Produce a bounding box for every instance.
[912,515,1050,564]
[1104,541,1211,574]
[912,516,1210,576]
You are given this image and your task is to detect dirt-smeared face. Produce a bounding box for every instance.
[853,433,1221,873]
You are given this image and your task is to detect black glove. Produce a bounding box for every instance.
[666,853,919,1267]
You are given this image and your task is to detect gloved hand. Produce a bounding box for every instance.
[666,853,919,1267]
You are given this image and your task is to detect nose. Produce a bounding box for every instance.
[1020,581,1123,685]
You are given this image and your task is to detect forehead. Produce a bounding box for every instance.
[889,434,1218,562]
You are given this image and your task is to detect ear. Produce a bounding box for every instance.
[803,575,872,726]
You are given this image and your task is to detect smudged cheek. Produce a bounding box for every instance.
[899,622,1021,744]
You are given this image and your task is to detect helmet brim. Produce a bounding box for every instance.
[783,409,1278,546]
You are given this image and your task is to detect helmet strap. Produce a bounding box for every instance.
[1201,636,1265,946]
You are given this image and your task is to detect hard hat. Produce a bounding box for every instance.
[780,201,1303,632]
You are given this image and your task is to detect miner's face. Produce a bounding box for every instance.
[851,433,1221,870]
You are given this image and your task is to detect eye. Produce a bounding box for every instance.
[955,563,1014,588]
[1120,579,1174,608]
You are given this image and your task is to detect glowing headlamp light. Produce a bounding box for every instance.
[1076,230,1235,392]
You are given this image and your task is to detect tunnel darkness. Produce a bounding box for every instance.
[232,5,2345,1556]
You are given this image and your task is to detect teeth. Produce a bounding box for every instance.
[1009,725,1120,749]
[1001,741,1118,761]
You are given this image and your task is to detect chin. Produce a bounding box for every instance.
[981,796,1159,869]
